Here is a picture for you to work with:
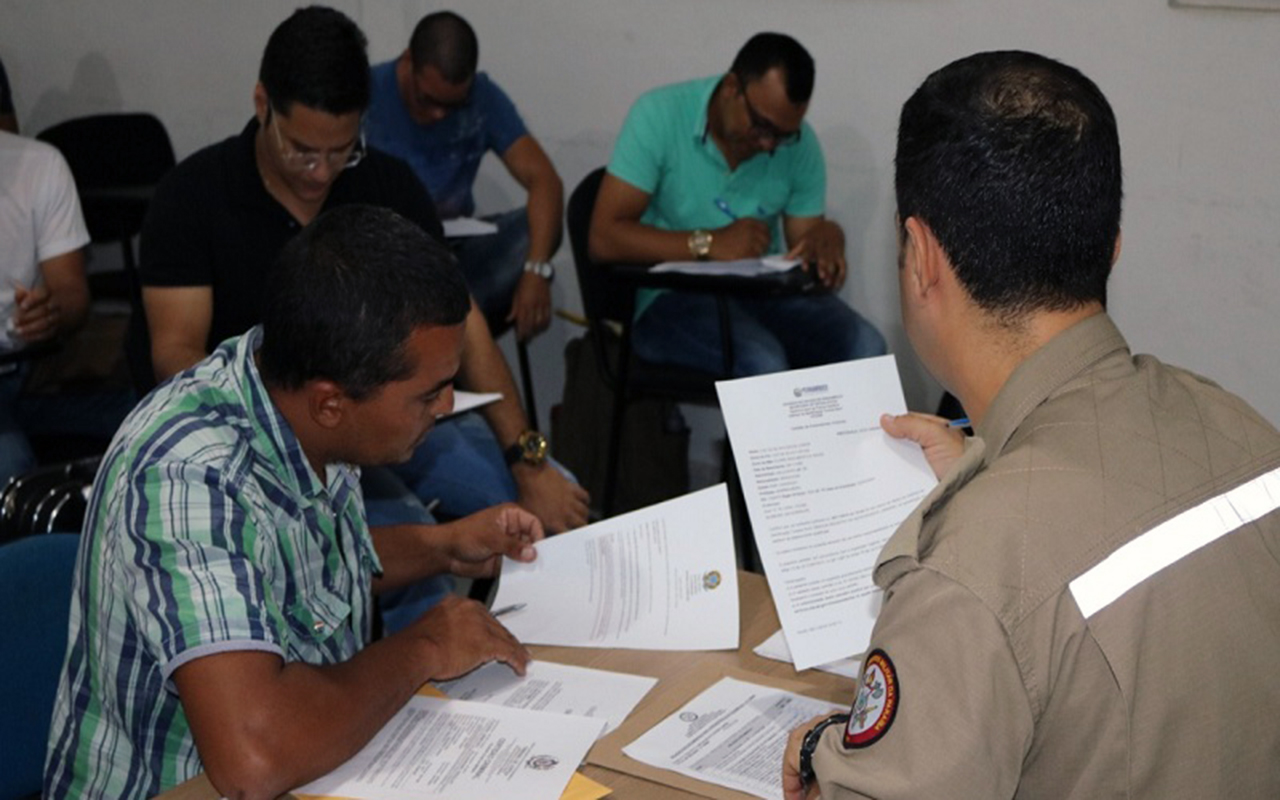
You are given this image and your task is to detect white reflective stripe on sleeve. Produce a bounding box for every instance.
[1070,465,1280,619]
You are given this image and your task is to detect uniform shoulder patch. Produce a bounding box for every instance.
[843,648,900,749]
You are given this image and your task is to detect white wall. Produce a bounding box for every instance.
[4,0,1279,432]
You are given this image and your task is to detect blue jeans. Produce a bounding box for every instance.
[389,410,517,520]
[361,465,454,636]
[451,208,529,333]
[631,291,887,377]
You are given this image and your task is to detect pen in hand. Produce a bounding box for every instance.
[714,197,737,221]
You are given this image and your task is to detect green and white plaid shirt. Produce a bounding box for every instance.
[45,327,381,799]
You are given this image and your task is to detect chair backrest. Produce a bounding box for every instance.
[0,533,80,798]
[567,167,635,325]
[36,113,176,191]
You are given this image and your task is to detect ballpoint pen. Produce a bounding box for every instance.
[491,602,526,618]
[948,418,971,428]
[714,197,737,221]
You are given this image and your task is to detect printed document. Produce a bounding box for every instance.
[435,660,658,737]
[622,676,843,800]
[753,629,860,679]
[294,695,603,800]
[490,484,740,650]
[716,356,935,669]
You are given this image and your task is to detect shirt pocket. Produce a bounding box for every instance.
[286,583,353,651]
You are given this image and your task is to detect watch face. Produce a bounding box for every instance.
[519,431,549,464]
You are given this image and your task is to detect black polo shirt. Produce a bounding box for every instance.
[140,118,443,350]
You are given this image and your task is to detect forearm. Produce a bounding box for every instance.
[151,341,208,381]
[459,304,528,447]
[369,523,452,593]
[588,217,694,265]
[191,637,441,800]
[523,174,563,263]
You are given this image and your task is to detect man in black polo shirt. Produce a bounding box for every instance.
[137,7,588,628]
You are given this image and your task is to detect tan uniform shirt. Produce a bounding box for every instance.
[814,313,1280,798]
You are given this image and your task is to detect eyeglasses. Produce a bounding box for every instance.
[740,88,801,147]
[268,110,366,173]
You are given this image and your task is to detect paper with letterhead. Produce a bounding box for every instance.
[491,484,740,650]
[716,355,936,670]
[442,217,499,237]
[292,695,603,800]
[435,660,658,738]
[620,674,844,800]
[651,255,799,277]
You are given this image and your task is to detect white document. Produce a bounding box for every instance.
[439,390,501,419]
[716,356,935,670]
[651,256,799,277]
[442,217,499,237]
[622,676,843,800]
[490,484,740,650]
[294,695,603,800]
[435,660,658,738]
[753,629,861,679]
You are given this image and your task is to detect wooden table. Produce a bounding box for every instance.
[156,571,856,799]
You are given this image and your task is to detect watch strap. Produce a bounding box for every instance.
[799,712,850,787]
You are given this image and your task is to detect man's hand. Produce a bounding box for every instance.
[710,218,771,261]
[11,283,63,344]
[786,220,846,290]
[513,464,590,533]
[507,271,552,342]
[442,503,545,579]
[410,594,532,680]
[783,714,830,800]
[880,412,966,480]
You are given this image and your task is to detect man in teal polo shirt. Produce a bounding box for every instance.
[589,32,885,376]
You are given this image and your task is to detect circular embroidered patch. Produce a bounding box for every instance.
[843,648,900,749]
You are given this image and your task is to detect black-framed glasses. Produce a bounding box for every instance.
[268,109,366,173]
[739,88,801,147]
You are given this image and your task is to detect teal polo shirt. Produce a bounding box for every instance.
[606,75,827,316]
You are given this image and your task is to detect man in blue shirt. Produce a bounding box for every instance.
[590,33,885,377]
[366,11,563,344]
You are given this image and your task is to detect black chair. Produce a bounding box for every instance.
[37,113,177,396]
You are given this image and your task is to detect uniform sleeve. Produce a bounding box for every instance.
[139,161,218,287]
[812,567,1033,799]
[783,124,826,219]
[478,75,528,157]
[119,460,285,679]
[32,147,90,262]
[606,91,666,195]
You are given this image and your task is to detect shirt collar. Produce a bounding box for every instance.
[976,312,1130,460]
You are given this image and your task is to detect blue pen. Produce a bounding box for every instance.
[714,197,737,221]
[948,417,971,428]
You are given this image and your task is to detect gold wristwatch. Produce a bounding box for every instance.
[688,229,713,260]
[504,430,549,467]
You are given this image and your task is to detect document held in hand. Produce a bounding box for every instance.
[716,355,935,670]
[491,484,740,650]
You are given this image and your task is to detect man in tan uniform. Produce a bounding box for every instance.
[783,50,1280,799]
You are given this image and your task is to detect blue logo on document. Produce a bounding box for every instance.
[704,571,722,590]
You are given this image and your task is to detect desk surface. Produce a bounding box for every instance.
[155,571,855,799]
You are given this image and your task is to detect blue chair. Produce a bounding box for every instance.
[0,534,80,799]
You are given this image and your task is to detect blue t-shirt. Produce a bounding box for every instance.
[365,61,527,219]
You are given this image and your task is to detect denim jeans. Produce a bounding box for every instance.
[450,208,529,333]
[631,290,887,377]
[361,465,454,636]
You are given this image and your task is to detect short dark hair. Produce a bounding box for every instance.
[408,11,478,84]
[259,5,370,116]
[730,33,815,105]
[260,205,471,400]
[895,50,1122,320]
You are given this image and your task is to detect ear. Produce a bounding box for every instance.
[253,82,269,126]
[307,380,349,431]
[901,216,943,301]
